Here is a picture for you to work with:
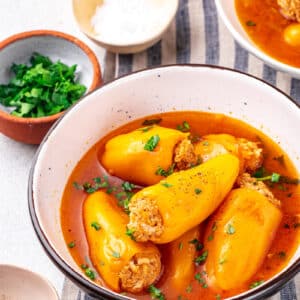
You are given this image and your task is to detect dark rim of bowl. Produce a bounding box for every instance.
[0,29,102,125]
[28,64,300,300]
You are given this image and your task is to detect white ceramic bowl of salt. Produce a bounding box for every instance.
[72,0,179,54]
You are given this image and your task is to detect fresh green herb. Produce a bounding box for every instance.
[278,251,286,258]
[203,141,209,146]
[142,118,162,126]
[73,182,84,190]
[139,126,153,132]
[115,191,133,214]
[112,251,121,258]
[189,134,201,144]
[161,182,173,188]
[178,242,184,250]
[68,241,75,248]
[126,227,135,240]
[81,264,88,270]
[148,285,165,300]
[207,234,214,241]
[255,172,281,183]
[91,222,101,231]
[246,20,256,26]
[194,250,208,264]
[186,284,193,293]
[176,121,190,132]
[156,164,175,177]
[73,176,111,194]
[0,52,86,118]
[144,135,160,151]
[226,224,236,235]
[216,294,222,300]
[122,181,137,192]
[253,167,267,178]
[250,280,264,289]
[189,239,203,251]
[195,188,202,195]
[195,272,208,288]
[85,268,96,280]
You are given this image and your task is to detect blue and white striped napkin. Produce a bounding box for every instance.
[62,0,300,299]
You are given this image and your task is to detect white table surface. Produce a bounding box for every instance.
[0,0,105,297]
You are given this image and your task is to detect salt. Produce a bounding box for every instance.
[91,0,174,45]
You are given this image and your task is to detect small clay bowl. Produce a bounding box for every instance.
[0,264,58,300]
[72,0,179,54]
[0,30,102,144]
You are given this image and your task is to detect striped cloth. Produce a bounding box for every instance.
[62,0,300,299]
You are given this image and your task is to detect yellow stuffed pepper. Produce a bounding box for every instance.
[127,154,240,244]
[83,191,161,293]
[204,188,282,291]
[100,125,191,186]
[162,226,202,292]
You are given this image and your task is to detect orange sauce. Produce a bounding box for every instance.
[61,111,300,299]
[235,0,300,67]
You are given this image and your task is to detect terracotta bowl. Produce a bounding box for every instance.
[215,0,300,78]
[72,0,179,54]
[0,30,102,144]
[29,65,300,299]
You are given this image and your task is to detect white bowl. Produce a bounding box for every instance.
[29,65,300,299]
[0,264,58,300]
[215,0,300,78]
[72,0,179,54]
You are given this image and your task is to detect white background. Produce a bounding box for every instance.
[0,0,105,296]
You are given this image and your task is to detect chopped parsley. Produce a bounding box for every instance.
[195,188,202,195]
[73,176,110,194]
[256,172,281,183]
[0,52,86,118]
[148,285,165,300]
[161,182,173,188]
[195,272,208,288]
[189,238,203,251]
[142,118,162,126]
[126,227,135,240]
[194,250,208,264]
[278,251,286,259]
[207,234,214,241]
[176,121,190,132]
[178,242,184,250]
[216,295,222,300]
[226,224,236,235]
[246,20,256,26]
[250,280,264,289]
[186,284,193,293]
[122,181,137,192]
[68,241,75,248]
[91,222,101,231]
[81,264,96,280]
[139,126,153,132]
[144,135,160,151]
[156,164,175,177]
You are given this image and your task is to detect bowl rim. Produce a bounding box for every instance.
[0,29,102,125]
[72,0,179,48]
[214,0,300,77]
[28,64,300,300]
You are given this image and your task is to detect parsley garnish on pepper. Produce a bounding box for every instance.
[144,135,160,151]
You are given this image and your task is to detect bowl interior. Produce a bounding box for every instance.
[31,65,300,299]
[215,0,300,78]
[72,0,179,47]
[0,34,95,114]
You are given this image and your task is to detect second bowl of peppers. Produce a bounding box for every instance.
[0,30,101,144]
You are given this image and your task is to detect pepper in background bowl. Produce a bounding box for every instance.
[0,30,102,144]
